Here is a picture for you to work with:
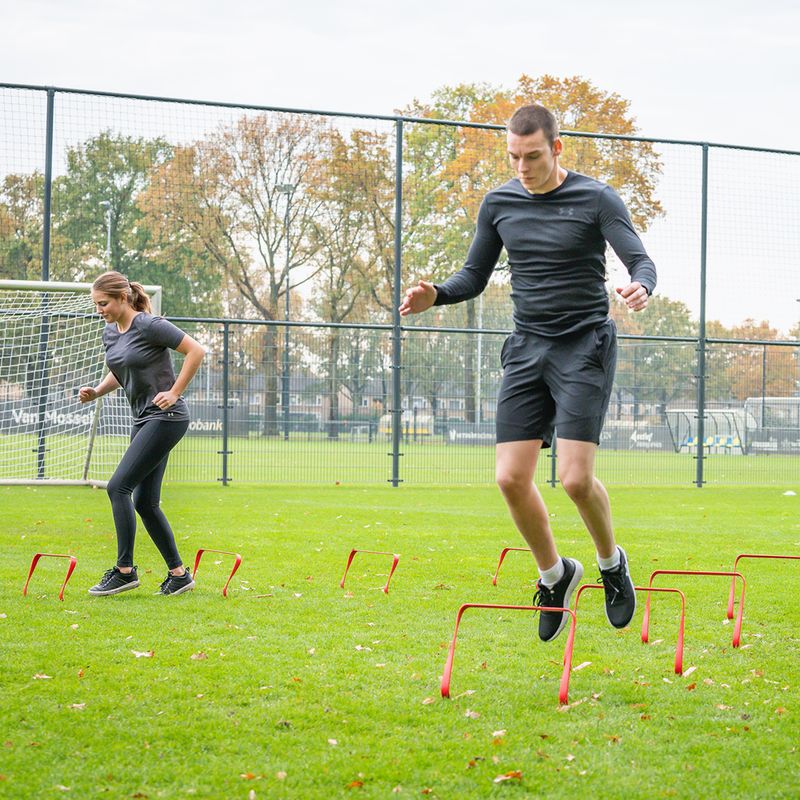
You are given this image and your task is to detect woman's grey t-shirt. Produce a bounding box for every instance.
[102,313,190,423]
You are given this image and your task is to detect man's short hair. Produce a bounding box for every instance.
[507,104,559,145]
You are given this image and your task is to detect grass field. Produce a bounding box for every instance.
[4,431,799,487]
[1,483,799,798]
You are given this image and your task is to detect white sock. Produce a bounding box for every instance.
[597,547,621,572]
[539,557,565,588]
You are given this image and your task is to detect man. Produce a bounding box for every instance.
[399,104,656,642]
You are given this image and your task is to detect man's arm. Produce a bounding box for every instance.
[597,186,657,311]
[399,198,503,317]
[432,198,504,306]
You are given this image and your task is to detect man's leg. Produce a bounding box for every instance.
[555,439,615,559]
[495,439,557,568]
[556,437,634,628]
[496,440,583,642]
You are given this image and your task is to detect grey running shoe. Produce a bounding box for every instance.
[88,566,140,596]
[533,557,584,642]
[599,546,636,629]
[159,568,195,596]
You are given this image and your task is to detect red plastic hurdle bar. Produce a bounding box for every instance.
[440,603,577,705]
[192,549,242,597]
[727,554,800,619]
[22,553,77,602]
[491,547,530,586]
[643,569,745,648]
[563,583,686,676]
[340,549,400,594]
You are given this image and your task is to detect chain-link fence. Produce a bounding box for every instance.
[1,83,798,486]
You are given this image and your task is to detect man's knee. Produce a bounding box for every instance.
[496,467,531,498]
[559,469,594,502]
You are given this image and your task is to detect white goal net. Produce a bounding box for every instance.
[0,280,161,485]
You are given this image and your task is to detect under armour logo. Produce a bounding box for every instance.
[558,207,574,216]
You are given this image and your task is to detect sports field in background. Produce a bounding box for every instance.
[2,484,799,798]
[3,431,798,486]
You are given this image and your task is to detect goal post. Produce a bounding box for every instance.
[0,279,162,486]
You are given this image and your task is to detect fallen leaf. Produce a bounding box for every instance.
[422,697,435,705]
[248,791,256,800]
[686,683,697,691]
[308,648,316,655]
[190,652,208,660]
[67,703,85,710]
[566,754,575,762]
[276,771,287,780]
[131,650,154,659]
[606,735,621,744]
[33,673,52,680]
[492,729,507,737]
[465,709,480,719]
[572,661,592,671]
[683,666,697,677]
[347,780,363,789]
[776,707,787,715]
[421,789,432,795]
[328,739,338,746]
[240,772,257,780]
[493,770,522,783]
[56,786,70,791]
[716,704,733,710]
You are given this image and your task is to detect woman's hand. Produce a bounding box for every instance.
[152,390,181,410]
[78,386,99,403]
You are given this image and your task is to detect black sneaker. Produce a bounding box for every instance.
[599,546,636,629]
[88,566,140,596]
[158,568,195,596]
[532,557,584,642]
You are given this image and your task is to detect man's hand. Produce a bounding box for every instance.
[399,280,437,317]
[78,386,98,403]
[153,389,180,410]
[616,282,649,312]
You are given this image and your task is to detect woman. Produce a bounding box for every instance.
[79,271,205,596]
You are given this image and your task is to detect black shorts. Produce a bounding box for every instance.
[495,319,617,447]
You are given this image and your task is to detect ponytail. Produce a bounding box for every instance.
[129,281,151,313]
[92,271,151,314]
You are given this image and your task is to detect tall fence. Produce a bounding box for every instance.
[1,83,798,486]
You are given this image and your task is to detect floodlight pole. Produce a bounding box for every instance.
[276,183,295,442]
[99,200,112,267]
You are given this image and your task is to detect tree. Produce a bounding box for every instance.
[50,132,221,316]
[140,112,327,435]
[725,320,797,401]
[0,172,44,280]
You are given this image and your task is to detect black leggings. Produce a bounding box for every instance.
[106,418,189,570]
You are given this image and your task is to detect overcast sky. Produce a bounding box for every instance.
[2,0,798,150]
[2,0,799,330]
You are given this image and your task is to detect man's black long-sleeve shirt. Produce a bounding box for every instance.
[433,171,657,337]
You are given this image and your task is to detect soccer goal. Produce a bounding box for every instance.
[0,280,162,486]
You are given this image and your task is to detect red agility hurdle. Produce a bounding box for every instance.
[440,603,577,705]
[562,583,687,676]
[22,553,77,601]
[192,549,242,597]
[491,547,530,586]
[340,549,400,594]
[727,554,800,619]
[643,569,745,648]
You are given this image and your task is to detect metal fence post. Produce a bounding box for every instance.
[41,88,54,281]
[695,143,709,487]
[218,322,231,486]
[390,120,404,487]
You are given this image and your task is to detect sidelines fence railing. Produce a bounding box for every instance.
[1,83,798,486]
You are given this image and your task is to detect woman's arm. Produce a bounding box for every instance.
[78,372,121,403]
[152,334,206,410]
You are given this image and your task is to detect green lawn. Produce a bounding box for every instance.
[1,484,799,798]
[3,431,799,487]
